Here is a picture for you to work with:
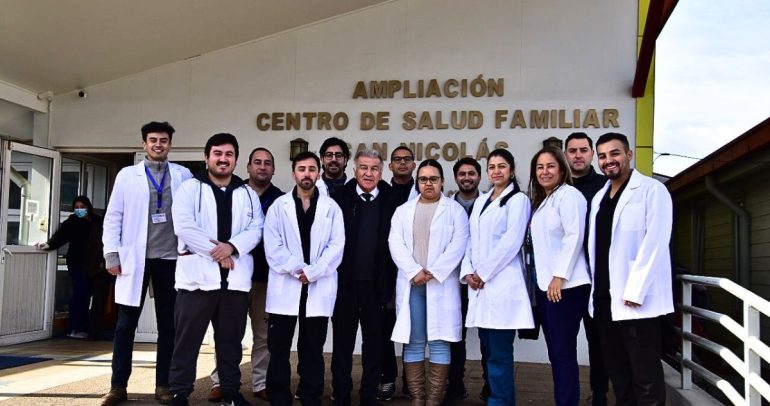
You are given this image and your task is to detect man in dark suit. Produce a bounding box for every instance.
[331,149,400,406]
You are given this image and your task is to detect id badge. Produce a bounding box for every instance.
[151,213,167,224]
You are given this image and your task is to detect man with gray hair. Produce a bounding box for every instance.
[331,149,400,406]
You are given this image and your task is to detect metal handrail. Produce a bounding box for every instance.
[678,274,769,405]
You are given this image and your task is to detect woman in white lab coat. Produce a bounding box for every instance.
[389,159,469,406]
[460,148,533,406]
[528,147,590,406]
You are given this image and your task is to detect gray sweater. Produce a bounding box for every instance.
[104,159,179,269]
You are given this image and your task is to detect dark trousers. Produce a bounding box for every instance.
[537,285,591,406]
[67,266,92,333]
[169,289,249,397]
[331,281,383,405]
[379,307,398,384]
[478,328,516,406]
[447,284,469,395]
[583,312,609,403]
[594,301,666,406]
[267,287,329,406]
[111,258,176,388]
[88,272,115,338]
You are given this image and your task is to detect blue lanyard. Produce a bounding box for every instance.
[144,165,168,212]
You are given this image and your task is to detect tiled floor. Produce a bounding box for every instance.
[0,339,607,405]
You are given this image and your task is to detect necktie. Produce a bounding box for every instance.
[362,193,372,202]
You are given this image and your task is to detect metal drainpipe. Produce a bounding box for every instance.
[704,175,751,289]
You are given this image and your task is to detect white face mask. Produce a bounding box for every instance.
[74,208,88,218]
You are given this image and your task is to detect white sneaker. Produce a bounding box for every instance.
[68,331,88,339]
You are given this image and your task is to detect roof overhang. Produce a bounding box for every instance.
[666,116,770,193]
[632,0,679,98]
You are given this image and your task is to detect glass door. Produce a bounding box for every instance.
[0,141,60,345]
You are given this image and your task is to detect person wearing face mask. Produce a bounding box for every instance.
[528,148,590,406]
[37,196,106,339]
[388,159,469,406]
[460,148,533,406]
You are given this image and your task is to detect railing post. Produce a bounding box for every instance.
[681,279,692,390]
[744,303,760,406]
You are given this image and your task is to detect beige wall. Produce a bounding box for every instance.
[50,0,638,192]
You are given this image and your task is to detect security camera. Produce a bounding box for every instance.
[78,90,87,98]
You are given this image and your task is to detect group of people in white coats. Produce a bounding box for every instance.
[386,132,673,406]
[98,121,672,406]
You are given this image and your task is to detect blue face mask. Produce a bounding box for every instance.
[74,208,88,218]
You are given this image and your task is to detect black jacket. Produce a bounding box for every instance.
[47,213,105,277]
[253,183,285,282]
[390,177,415,206]
[332,179,399,306]
[572,166,607,205]
[572,166,607,253]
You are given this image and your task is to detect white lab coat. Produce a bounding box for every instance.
[316,179,329,196]
[460,183,534,330]
[264,190,345,317]
[530,184,591,291]
[102,161,192,306]
[172,178,264,293]
[587,170,674,321]
[388,195,469,343]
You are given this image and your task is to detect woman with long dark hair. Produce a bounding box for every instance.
[528,147,590,406]
[461,149,533,406]
[389,159,469,406]
[38,196,106,338]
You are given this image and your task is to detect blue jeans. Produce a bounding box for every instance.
[478,328,516,406]
[111,259,176,388]
[66,265,92,333]
[537,284,591,406]
[403,285,451,365]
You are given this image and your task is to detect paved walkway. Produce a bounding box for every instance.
[0,339,606,405]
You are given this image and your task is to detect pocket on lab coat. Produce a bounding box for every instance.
[175,255,203,286]
[117,245,136,275]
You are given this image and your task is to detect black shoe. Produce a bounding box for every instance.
[170,393,189,406]
[590,392,608,406]
[221,392,253,406]
[377,382,395,401]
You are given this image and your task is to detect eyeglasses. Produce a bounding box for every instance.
[323,152,346,160]
[391,156,414,163]
[417,176,441,184]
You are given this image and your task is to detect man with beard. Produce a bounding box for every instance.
[168,133,264,406]
[588,132,672,406]
[209,148,284,402]
[331,149,399,406]
[565,132,607,209]
[444,157,482,404]
[101,121,192,406]
[263,151,345,406]
[563,132,608,406]
[378,146,418,401]
[317,137,350,196]
[389,146,419,204]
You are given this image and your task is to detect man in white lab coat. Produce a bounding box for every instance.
[263,151,344,406]
[587,132,673,406]
[101,121,192,406]
[167,133,263,406]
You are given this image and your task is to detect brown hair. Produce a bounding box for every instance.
[529,147,573,210]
